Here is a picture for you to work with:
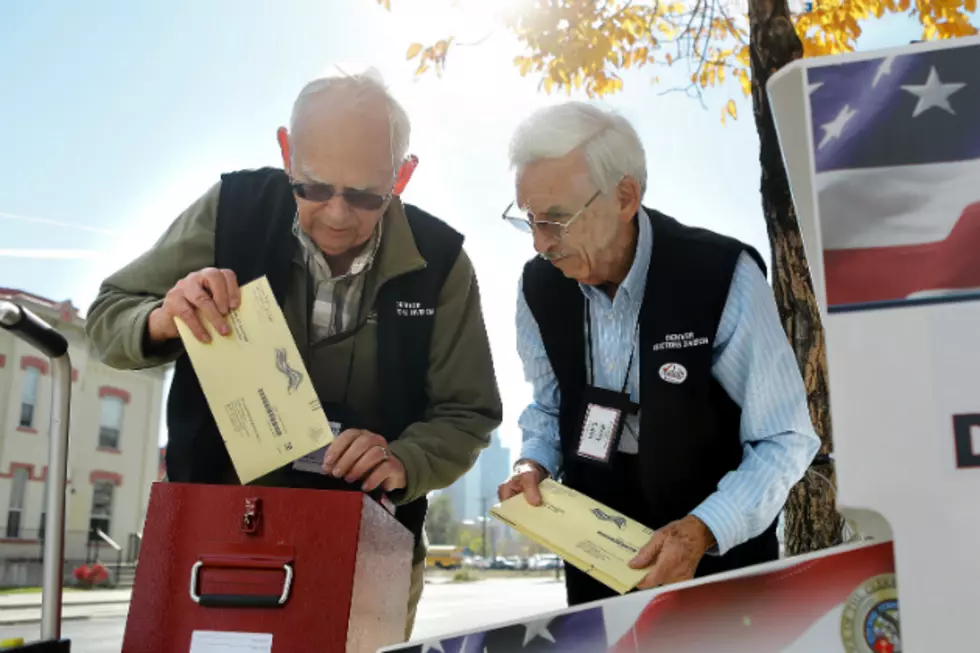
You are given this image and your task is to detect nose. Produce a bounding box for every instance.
[532,226,557,254]
[321,194,352,224]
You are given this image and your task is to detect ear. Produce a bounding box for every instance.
[277,127,292,175]
[392,155,419,196]
[617,176,643,222]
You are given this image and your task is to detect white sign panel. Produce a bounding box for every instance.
[768,34,980,652]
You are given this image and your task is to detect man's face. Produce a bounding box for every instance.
[515,149,624,285]
[284,90,395,258]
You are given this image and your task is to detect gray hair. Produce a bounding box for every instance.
[289,65,411,170]
[509,102,647,197]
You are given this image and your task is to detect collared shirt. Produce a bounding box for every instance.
[515,208,821,555]
[292,215,383,342]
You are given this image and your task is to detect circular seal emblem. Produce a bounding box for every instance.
[658,363,687,384]
[840,573,901,653]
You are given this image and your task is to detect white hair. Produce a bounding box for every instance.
[289,65,411,169]
[509,102,647,197]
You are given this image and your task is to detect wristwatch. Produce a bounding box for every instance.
[512,458,548,480]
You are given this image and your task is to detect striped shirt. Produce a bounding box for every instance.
[515,208,820,555]
[292,214,382,342]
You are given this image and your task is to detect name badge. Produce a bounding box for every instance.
[292,421,343,474]
[577,405,622,462]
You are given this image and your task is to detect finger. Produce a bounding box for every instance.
[635,560,670,590]
[331,433,380,478]
[221,269,241,310]
[629,531,668,569]
[520,473,543,506]
[184,280,229,336]
[201,268,231,315]
[498,478,521,502]
[344,445,386,484]
[322,429,360,469]
[361,461,392,493]
[169,295,211,343]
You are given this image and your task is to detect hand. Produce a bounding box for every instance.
[497,460,548,506]
[148,267,241,344]
[321,429,406,492]
[628,515,716,590]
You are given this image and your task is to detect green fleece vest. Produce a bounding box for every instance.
[164,167,464,549]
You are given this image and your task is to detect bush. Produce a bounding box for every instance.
[452,569,477,583]
[72,563,109,589]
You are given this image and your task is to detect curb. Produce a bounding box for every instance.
[0,615,92,627]
[0,599,131,611]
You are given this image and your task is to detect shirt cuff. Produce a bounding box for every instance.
[690,491,749,557]
[518,439,562,479]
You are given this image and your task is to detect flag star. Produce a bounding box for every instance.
[808,80,824,94]
[818,104,857,149]
[522,617,557,646]
[900,66,966,117]
[872,55,895,87]
[423,642,445,653]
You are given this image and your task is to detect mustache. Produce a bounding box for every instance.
[539,249,569,261]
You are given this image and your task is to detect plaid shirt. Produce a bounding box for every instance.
[292,214,382,342]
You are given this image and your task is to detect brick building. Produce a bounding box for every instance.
[0,288,167,584]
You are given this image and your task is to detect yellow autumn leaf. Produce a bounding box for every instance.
[725,99,738,120]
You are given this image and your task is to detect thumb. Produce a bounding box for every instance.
[520,473,543,506]
[629,530,667,569]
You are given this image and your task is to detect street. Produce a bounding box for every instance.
[0,577,567,652]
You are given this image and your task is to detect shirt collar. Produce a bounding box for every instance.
[579,206,652,305]
[292,213,383,281]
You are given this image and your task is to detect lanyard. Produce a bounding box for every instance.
[585,299,641,394]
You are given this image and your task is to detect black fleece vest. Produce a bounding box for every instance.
[164,167,463,547]
[522,208,779,604]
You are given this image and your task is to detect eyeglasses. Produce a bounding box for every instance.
[291,181,391,211]
[501,189,602,240]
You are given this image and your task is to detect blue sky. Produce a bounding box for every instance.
[0,1,960,457]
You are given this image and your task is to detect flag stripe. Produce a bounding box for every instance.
[816,159,980,250]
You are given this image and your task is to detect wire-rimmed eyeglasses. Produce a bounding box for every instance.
[501,189,602,240]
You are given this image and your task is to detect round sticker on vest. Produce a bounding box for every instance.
[659,363,687,384]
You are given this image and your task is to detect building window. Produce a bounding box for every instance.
[38,478,49,540]
[88,480,114,542]
[98,396,125,450]
[6,468,29,538]
[19,367,40,429]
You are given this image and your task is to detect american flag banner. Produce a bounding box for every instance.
[807,42,980,312]
[379,542,897,653]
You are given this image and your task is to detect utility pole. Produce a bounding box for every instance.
[480,496,488,559]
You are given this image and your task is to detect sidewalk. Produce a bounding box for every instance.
[0,588,131,610]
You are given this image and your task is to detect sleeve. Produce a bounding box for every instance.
[514,275,564,477]
[689,251,821,555]
[84,180,222,370]
[386,247,504,504]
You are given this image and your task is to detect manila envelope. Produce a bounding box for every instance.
[490,479,651,594]
[174,275,335,483]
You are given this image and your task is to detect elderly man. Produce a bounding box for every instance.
[86,68,502,636]
[497,101,820,606]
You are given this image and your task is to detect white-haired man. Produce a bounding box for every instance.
[87,68,502,636]
[497,101,820,606]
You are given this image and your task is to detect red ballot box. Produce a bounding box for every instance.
[122,482,413,653]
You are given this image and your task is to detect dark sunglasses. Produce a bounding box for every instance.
[290,182,390,211]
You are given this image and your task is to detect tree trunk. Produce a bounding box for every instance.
[748,0,844,554]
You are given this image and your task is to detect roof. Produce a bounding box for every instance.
[0,287,81,326]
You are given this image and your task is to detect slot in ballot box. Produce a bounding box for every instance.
[123,482,412,653]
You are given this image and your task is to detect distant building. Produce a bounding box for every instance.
[0,288,167,582]
[440,430,511,522]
